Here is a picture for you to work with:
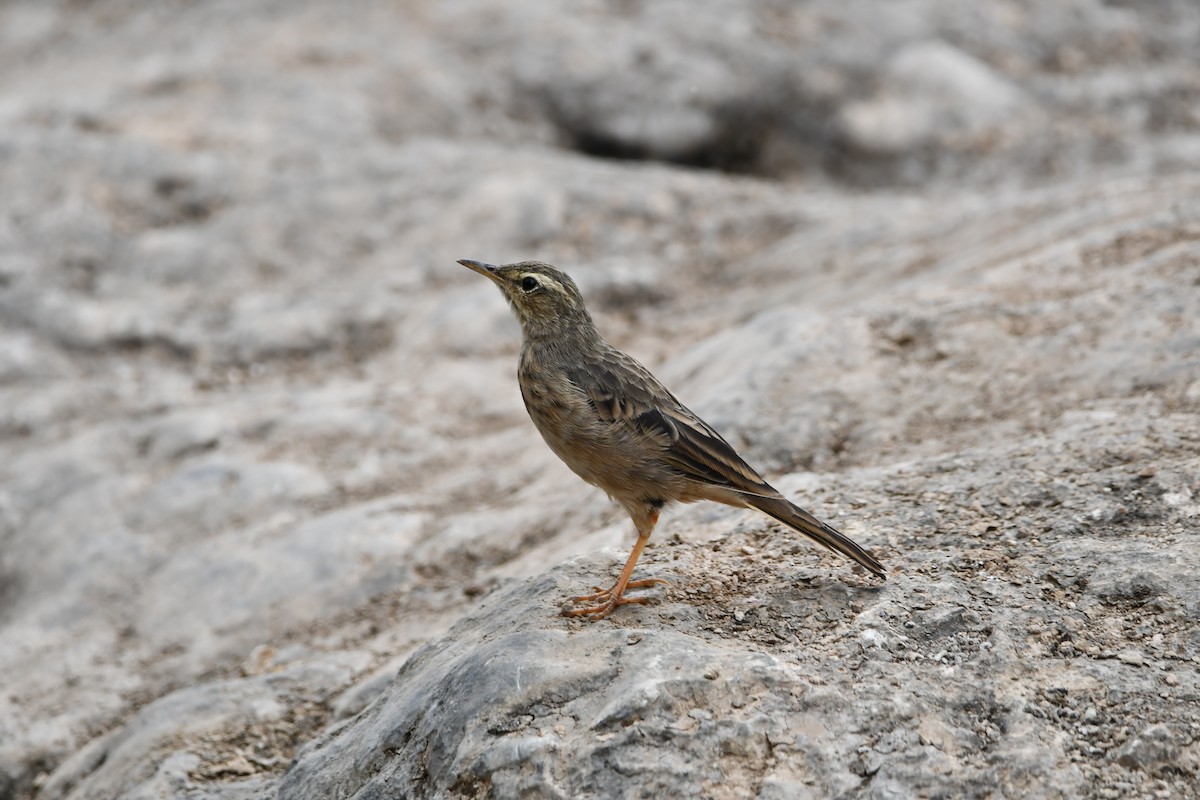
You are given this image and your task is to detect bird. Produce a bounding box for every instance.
[457,258,885,619]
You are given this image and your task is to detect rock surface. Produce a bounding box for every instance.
[1,1,1199,799]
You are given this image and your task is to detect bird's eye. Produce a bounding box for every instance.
[520,276,540,293]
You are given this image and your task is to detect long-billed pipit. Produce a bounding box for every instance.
[458,259,885,619]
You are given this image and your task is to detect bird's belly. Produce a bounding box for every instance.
[540,423,647,491]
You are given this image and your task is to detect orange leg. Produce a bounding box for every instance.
[563,507,670,619]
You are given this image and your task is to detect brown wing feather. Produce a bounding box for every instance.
[564,344,886,577]
[565,347,777,497]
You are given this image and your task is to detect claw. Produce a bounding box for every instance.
[563,592,654,619]
[627,577,673,590]
[570,586,610,603]
[562,576,671,619]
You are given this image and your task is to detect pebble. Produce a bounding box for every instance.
[1117,650,1146,667]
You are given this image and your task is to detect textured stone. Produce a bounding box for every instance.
[839,40,1032,156]
[1,2,1199,799]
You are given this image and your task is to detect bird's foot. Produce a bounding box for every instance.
[562,578,672,620]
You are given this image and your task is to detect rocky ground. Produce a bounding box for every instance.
[1,1,1198,798]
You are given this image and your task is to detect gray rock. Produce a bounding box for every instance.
[1112,724,1185,776]
[839,40,1032,156]
[2,2,1200,799]
[0,331,71,385]
[39,655,370,800]
[275,546,1100,799]
[135,409,224,462]
[125,457,330,539]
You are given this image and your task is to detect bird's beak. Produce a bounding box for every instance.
[457,259,503,284]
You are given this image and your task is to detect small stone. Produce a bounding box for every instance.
[242,645,278,676]
[1117,650,1146,667]
[1114,724,1181,773]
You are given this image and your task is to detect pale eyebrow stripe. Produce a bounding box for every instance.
[526,274,563,294]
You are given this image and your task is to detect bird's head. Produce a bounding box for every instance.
[457,259,595,339]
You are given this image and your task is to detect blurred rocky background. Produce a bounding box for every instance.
[1,1,1198,798]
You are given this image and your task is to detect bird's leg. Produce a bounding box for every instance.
[563,532,655,617]
[564,508,668,619]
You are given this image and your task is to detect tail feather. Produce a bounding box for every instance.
[747,495,886,578]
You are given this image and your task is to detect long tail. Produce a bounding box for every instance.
[746,495,886,578]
